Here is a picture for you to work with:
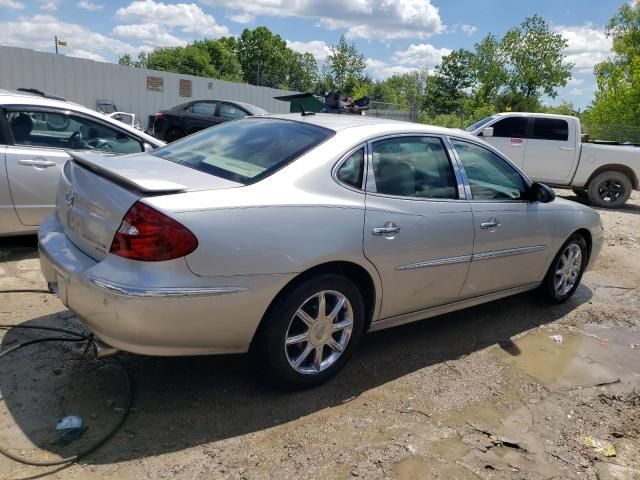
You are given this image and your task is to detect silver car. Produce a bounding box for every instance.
[38,114,604,386]
[0,89,164,236]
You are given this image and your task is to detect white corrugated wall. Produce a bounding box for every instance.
[0,46,298,129]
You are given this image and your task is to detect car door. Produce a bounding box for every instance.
[184,101,219,133]
[449,138,554,298]
[362,135,475,320]
[4,106,144,226]
[522,117,577,185]
[481,116,529,169]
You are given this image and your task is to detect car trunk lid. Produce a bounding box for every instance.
[57,151,240,261]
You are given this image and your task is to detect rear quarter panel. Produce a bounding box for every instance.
[572,143,640,188]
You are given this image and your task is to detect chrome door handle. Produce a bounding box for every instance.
[18,159,57,168]
[559,147,574,151]
[372,224,401,236]
[480,218,502,229]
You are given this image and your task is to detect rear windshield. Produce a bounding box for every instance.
[152,118,333,184]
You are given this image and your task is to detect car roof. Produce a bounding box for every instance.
[492,111,578,121]
[266,113,478,140]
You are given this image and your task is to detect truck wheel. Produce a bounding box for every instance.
[587,171,632,208]
[572,188,587,199]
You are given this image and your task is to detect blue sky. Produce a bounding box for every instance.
[0,0,621,109]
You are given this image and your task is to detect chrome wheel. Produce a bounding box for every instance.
[554,243,582,296]
[284,290,353,375]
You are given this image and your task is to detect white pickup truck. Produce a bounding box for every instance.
[467,112,640,208]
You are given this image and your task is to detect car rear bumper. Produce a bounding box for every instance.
[38,213,293,356]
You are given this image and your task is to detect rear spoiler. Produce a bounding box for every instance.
[67,151,188,194]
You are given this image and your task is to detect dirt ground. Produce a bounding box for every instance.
[0,190,639,480]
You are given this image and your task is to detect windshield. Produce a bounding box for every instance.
[152,118,333,184]
[465,116,497,132]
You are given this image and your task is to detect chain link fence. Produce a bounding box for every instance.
[367,101,418,122]
[581,123,640,144]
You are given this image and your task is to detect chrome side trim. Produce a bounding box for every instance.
[396,254,472,270]
[472,245,548,261]
[89,278,247,297]
[369,282,540,332]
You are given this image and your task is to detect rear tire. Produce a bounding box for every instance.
[539,234,588,304]
[257,274,365,388]
[586,171,632,208]
[165,127,185,143]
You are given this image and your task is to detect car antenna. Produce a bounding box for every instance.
[298,102,315,117]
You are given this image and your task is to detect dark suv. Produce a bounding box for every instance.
[152,100,268,142]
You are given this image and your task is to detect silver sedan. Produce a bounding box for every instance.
[38,114,604,386]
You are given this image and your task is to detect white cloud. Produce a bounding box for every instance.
[0,0,24,9]
[460,24,477,36]
[0,14,138,60]
[77,0,103,10]
[555,24,613,71]
[287,40,331,61]
[39,0,58,11]
[67,48,106,62]
[201,0,445,40]
[112,23,186,47]
[567,77,584,87]
[227,12,255,24]
[116,0,230,36]
[366,43,450,79]
[390,43,451,67]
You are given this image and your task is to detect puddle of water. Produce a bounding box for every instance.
[495,326,640,388]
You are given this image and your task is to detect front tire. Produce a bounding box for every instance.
[257,274,365,388]
[539,234,588,303]
[587,171,632,208]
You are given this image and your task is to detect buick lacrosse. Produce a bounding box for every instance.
[39,114,603,386]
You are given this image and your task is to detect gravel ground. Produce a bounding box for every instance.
[0,190,638,480]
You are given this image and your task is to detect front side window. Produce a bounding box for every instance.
[153,118,333,184]
[336,147,364,189]
[220,103,248,120]
[191,102,217,116]
[532,118,569,141]
[451,139,527,200]
[6,109,143,154]
[371,136,457,199]
[491,117,528,138]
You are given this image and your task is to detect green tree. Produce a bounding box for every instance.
[235,26,291,87]
[118,51,148,68]
[192,39,243,81]
[144,45,217,77]
[285,52,318,92]
[326,35,367,94]
[501,15,573,98]
[583,2,640,142]
[469,34,507,102]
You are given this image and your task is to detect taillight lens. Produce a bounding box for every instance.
[110,202,198,261]
[154,112,163,119]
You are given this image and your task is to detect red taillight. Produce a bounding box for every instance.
[154,112,164,120]
[110,202,198,261]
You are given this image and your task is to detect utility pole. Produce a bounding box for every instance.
[55,35,58,55]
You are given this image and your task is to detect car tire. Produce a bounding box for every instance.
[257,274,366,388]
[586,171,632,208]
[572,188,587,198]
[165,127,185,143]
[539,234,588,304]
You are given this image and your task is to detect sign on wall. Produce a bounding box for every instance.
[179,79,192,97]
[146,76,164,92]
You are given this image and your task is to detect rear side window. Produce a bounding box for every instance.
[532,118,568,141]
[336,147,364,189]
[153,118,334,184]
[191,102,217,115]
[491,117,528,138]
[220,103,248,120]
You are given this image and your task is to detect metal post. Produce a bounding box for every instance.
[55,36,58,55]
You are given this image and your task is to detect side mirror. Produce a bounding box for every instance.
[530,182,555,203]
[482,127,494,137]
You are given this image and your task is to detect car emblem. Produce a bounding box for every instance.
[65,187,74,208]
